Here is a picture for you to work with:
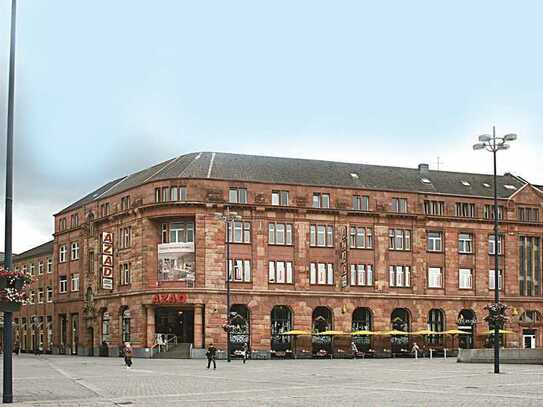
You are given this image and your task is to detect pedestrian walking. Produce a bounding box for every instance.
[242,342,249,364]
[351,341,359,359]
[206,343,217,370]
[123,342,133,368]
[411,342,420,359]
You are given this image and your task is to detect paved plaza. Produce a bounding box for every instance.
[2,355,543,406]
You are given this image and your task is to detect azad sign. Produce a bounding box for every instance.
[101,232,114,289]
[152,293,187,304]
[339,226,349,288]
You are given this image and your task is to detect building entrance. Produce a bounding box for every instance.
[155,307,194,344]
[523,329,536,349]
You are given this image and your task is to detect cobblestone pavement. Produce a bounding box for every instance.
[2,354,543,406]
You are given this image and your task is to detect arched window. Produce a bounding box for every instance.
[122,309,131,343]
[271,305,293,354]
[229,304,250,354]
[352,307,372,351]
[312,307,333,354]
[457,309,476,349]
[428,309,445,345]
[520,310,542,324]
[390,308,410,354]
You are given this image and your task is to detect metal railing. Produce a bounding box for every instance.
[154,333,178,353]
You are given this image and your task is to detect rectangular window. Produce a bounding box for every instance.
[352,195,369,211]
[46,286,53,303]
[228,259,251,282]
[455,202,476,218]
[38,261,44,275]
[168,221,195,243]
[459,268,473,289]
[389,265,411,287]
[310,224,334,247]
[268,261,293,284]
[70,213,79,228]
[349,226,373,249]
[71,242,79,260]
[483,204,504,220]
[519,236,541,296]
[59,276,68,293]
[59,218,67,231]
[162,187,170,202]
[388,229,411,251]
[38,288,44,304]
[428,267,443,288]
[30,263,35,275]
[312,193,330,209]
[229,188,248,204]
[227,221,251,243]
[71,273,80,291]
[100,203,110,217]
[47,258,52,273]
[120,263,131,285]
[309,263,333,285]
[427,231,443,252]
[120,226,132,249]
[272,190,289,206]
[155,188,161,203]
[392,198,408,213]
[424,200,445,216]
[120,196,131,211]
[350,264,373,286]
[518,207,540,222]
[458,233,473,254]
[489,269,503,290]
[59,245,67,263]
[268,223,293,245]
[488,234,504,255]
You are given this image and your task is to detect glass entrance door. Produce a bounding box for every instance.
[155,307,194,344]
[523,329,536,348]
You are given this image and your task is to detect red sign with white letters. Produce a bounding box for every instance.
[152,294,187,304]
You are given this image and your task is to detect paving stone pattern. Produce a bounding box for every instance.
[3,355,543,406]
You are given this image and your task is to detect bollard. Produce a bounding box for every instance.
[415,349,418,360]
[430,349,433,359]
[444,348,447,359]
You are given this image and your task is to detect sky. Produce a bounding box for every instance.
[0,0,542,253]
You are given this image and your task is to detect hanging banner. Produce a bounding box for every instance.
[101,232,114,289]
[158,242,195,281]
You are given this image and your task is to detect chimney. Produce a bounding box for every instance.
[418,163,430,174]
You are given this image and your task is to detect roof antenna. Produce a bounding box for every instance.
[436,156,443,171]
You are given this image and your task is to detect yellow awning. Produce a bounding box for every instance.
[480,329,514,335]
[411,329,445,335]
[445,329,472,335]
[375,329,409,336]
[280,330,311,336]
[313,330,348,336]
[351,330,375,336]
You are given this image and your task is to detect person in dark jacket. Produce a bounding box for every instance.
[123,342,133,368]
[242,342,249,364]
[206,343,217,369]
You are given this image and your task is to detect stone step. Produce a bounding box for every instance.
[153,342,192,359]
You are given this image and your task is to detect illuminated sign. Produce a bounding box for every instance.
[152,293,187,304]
[339,226,349,288]
[101,232,114,289]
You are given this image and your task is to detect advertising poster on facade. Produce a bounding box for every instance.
[158,242,195,281]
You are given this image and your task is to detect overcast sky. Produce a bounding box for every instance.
[1,0,542,253]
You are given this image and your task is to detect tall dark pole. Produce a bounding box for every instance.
[3,0,17,403]
[492,126,500,374]
[226,218,231,363]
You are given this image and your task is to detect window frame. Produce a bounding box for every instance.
[459,268,473,289]
[268,260,294,284]
[427,231,443,252]
[389,265,411,288]
[428,267,443,288]
[59,276,68,293]
[458,232,473,254]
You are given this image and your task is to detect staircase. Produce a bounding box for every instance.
[153,343,192,359]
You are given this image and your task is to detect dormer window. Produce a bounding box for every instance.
[312,193,330,209]
[461,181,470,186]
[483,183,491,188]
[421,178,432,184]
[504,184,517,190]
[229,188,248,204]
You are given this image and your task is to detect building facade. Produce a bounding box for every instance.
[7,152,543,357]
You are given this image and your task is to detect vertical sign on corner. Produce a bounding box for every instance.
[340,225,349,289]
[101,232,114,289]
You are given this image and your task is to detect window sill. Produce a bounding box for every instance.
[349,247,374,251]
[458,252,474,255]
[389,286,412,289]
[268,244,294,247]
[427,286,444,289]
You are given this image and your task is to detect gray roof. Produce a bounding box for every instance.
[13,240,54,262]
[58,152,529,214]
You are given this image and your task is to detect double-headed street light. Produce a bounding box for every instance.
[473,126,517,374]
[215,208,242,363]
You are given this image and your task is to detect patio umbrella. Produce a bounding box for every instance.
[351,330,376,336]
[411,329,441,335]
[280,330,311,336]
[445,329,471,335]
[480,329,514,335]
[376,329,408,336]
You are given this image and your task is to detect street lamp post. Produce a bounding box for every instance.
[3,0,17,403]
[215,208,241,363]
[473,126,517,374]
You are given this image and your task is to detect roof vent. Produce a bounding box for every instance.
[421,177,432,184]
[483,183,491,188]
[504,184,517,190]
[350,173,359,179]
[418,163,430,174]
[461,181,470,186]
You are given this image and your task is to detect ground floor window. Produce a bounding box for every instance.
[312,307,332,354]
[271,305,292,354]
[229,304,250,354]
[122,309,131,343]
[457,309,476,349]
[352,307,372,352]
[390,308,410,354]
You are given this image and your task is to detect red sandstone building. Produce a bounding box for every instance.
[5,152,543,357]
